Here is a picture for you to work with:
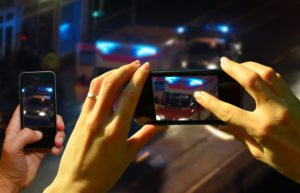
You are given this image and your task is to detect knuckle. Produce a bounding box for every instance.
[102,77,116,90]
[103,128,121,144]
[243,72,261,90]
[2,142,12,154]
[86,117,96,129]
[256,121,272,141]
[276,106,289,123]
[261,67,276,81]
[218,103,234,122]
[89,77,100,90]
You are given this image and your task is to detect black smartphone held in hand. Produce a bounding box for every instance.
[19,71,57,149]
[134,70,242,125]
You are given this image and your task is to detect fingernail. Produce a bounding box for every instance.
[35,131,43,138]
[58,137,64,145]
[220,57,230,66]
[140,62,150,71]
[132,60,141,66]
[193,91,203,100]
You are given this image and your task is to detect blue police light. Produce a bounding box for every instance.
[176,26,186,34]
[204,24,231,34]
[216,25,230,33]
[96,41,120,54]
[59,23,70,33]
[165,76,180,84]
[46,87,53,93]
[189,79,203,86]
[134,45,157,57]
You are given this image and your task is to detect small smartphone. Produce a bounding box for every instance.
[134,70,242,125]
[19,71,57,149]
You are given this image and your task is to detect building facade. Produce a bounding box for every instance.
[0,0,88,60]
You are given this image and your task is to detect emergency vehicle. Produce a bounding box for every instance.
[75,26,185,101]
[177,24,242,70]
[153,75,218,121]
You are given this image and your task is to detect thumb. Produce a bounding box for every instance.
[13,128,43,151]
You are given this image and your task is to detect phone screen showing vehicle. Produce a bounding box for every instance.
[19,72,56,148]
[134,70,242,125]
[152,75,219,121]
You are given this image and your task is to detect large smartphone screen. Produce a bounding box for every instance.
[152,75,219,121]
[134,70,242,125]
[20,72,56,148]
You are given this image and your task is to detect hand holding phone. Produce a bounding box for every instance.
[134,70,242,125]
[19,71,57,148]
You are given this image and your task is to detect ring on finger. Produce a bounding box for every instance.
[87,93,97,100]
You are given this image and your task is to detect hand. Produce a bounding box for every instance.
[194,57,300,183]
[44,61,165,193]
[0,106,65,193]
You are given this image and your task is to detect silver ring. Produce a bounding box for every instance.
[87,93,97,100]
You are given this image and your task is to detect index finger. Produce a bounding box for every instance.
[220,57,275,105]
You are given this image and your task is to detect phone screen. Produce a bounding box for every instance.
[152,75,219,121]
[19,71,56,148]
[134,70,242,125]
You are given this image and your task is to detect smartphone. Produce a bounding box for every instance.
[19,71,57,149]
[134,70,242,125]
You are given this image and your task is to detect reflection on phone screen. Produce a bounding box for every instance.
[21,80,55,130]
[152,75,219,121]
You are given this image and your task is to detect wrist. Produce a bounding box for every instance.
[0,174,20,193]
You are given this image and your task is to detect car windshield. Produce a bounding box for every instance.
[187,42,223,56]
[160,92,191,108]
[26,98,49,108]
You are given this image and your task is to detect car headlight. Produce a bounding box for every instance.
[207,63,218,69]
[156,115,165,121]
[39,112,46,117]
[181,60,188,68]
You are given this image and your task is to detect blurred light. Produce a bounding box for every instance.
[96,41,120,54]
[188,78,203,86]
[39,112,46,117]
[59,23,70,33]
[92,10,104,18]
[22,88,26,93]
[181,60,187,68]
[165,76,180,84]
[207,63,218,69]
[178,117,189,121]
[156,115,165,121]
[134,45,157,57]
[205,24,231,34]
[46,87,53,93]
[217,25,230,33]
[165,38,176,46]
[176,26,186,34]
[21,35,28,41]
